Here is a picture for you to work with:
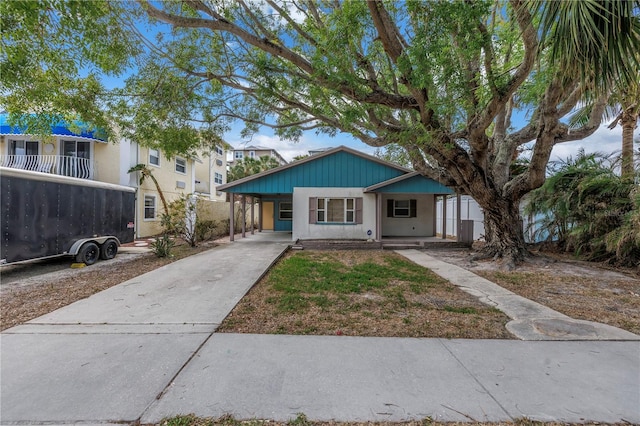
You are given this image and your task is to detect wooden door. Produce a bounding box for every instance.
[262,201,274,230]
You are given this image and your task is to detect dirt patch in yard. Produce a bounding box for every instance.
[422,248,640,335]
[218,250,513,339]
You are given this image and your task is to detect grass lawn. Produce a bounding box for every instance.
[217,250,513,339]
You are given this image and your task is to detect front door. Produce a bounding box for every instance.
[262,201,274,230]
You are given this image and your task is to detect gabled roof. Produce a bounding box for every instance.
[365,171,454,194]
[218,145,412,194]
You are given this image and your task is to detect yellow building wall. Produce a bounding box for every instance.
[135,147,197,237]
[93,141,122,185]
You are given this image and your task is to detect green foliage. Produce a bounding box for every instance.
[150,234,175,258]
[228,156,281,182]
[164,194,217,247]
[526,151,640,266]
[0,0,137,139]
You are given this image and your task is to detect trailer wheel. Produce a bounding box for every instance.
[100,239,118,260]
[76,242,100,265]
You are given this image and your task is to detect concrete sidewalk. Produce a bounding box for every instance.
[1,235,639,425]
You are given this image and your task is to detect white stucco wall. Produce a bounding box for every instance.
[381,194,434,237]
[292,187,377,241]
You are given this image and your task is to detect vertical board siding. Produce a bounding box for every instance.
[227,151,405,194]
[372,174,454,194]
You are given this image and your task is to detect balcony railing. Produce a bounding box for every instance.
[0,155,94,179]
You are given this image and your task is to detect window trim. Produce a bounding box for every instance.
[214,172,223,185]
[175,157,187,174]
[144,194,157,221]
[234,151,244,160]
[316,197,356,224]
[149,148,160,167]
[279,201,293,221]
[387,199,417,218]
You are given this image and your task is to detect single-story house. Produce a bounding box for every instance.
[217,146,455,242]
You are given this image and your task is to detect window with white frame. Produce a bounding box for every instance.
[387,199,417,218]
[234,151,244,160]
[9,140,39,156]
[149,148,160,166]
[215,146,223,156]
[317,198,355,223]
[175,157,186,174]
[279,202,293,220]
[249,150,256,158]
[144,195,156,220]
[214,172,223,184]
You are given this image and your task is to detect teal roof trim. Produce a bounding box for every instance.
[219,146,409,194]
[365,172,454,194]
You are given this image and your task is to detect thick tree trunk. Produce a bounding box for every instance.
[476,197,528,269]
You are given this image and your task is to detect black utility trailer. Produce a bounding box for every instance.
[1,167,135,265]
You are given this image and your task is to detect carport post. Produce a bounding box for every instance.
[376,193,382,241]
[241,195,246,238]
[441,195,447,239]
[258,198,263,232]
[229,195,235,242]
[250,196,255,235]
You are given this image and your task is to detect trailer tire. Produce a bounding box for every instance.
[76,242,100,265]
[100,239,118,260]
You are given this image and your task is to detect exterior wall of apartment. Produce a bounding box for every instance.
[135,146,197,238]
[194,147,227,202]
[93,140,124,185]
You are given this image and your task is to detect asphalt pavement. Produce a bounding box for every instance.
[1,232,638,425]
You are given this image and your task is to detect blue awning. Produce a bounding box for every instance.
[0,113,108,142]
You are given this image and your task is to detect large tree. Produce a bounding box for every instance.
[2,0,639,265]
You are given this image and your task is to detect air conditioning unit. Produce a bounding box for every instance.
[176,180,186,189]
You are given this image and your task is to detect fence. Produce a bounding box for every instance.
[435,195,541,243]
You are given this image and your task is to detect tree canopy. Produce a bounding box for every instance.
[2,0,639,264]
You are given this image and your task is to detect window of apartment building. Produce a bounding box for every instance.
[249,150,256,158]
[215,159,223,166]
[175,157,186,174]
[279,202,293,220]
[311,197,362,224]
[149,148,160,166]
[9,140,39,156]
[215,146,224,156]
[144,195,156,220]
[234,151,243,160]
[387,199,417,218]
[214,172,223,184]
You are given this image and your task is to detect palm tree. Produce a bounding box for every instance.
[526,151,639,265]
[128,163,169,213]
[606,86,640,180]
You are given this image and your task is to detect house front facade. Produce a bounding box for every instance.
[218,146,454,242]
